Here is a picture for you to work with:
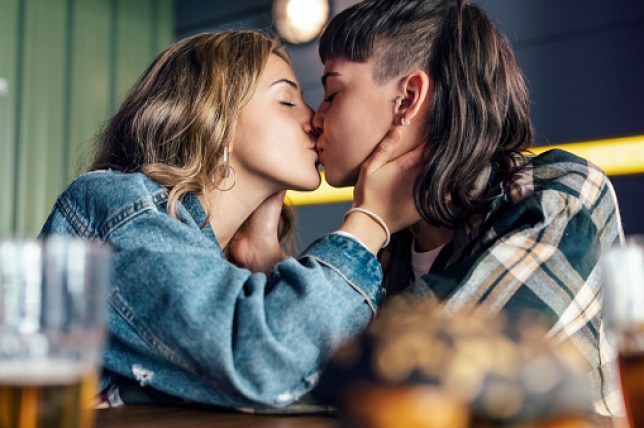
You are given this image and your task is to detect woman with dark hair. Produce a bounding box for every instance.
[313,0,623,415]
[39,30,422,409]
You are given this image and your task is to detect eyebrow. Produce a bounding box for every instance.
[271,78,299,90]
[321,71,342,88]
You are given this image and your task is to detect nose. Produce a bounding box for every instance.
[312,104,324,136]
[301,104,320,139]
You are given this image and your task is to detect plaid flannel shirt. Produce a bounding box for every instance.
[380,149,624,415]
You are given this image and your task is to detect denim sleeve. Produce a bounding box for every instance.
[102,209,382,408]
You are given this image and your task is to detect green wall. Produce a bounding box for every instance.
[0,0,173,237]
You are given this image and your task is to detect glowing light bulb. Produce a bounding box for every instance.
[273,0,330,44]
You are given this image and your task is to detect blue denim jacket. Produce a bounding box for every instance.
[39,170,383,408]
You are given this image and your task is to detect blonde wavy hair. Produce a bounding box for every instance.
[91,31,293,246]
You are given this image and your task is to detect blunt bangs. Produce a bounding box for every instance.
[318,5,376,63]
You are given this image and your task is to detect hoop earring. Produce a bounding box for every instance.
[213,146,236,191]
[401,117,411,127]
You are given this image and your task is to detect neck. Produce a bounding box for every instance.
[198,173,278,250]
[411,221,453,253]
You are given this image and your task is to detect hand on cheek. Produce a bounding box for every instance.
[340,127,424,253]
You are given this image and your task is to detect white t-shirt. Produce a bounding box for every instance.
[411,238,444,282]
[333,231,444,284]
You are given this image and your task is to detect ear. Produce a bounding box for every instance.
[396,70,433,124]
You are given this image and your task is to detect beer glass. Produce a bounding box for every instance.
[602,236,644,428]
[0,237,111,428]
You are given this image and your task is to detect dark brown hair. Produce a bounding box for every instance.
[320,0,533,228]
[91,31,293,246]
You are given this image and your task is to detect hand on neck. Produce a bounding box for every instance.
[199,177,280,250]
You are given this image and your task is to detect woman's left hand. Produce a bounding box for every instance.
[228,191,287,275]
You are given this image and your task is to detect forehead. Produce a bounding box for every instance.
[262,53,297,83]
[323,57,377,81]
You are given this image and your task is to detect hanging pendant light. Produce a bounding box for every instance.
[273,0,330,44]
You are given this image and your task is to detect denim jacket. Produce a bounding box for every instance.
[39,170,383,408]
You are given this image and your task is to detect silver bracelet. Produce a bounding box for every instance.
[343,207,391,248]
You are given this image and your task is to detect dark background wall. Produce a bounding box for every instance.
[176,0,644,252]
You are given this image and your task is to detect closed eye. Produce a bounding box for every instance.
[280,101,296,107]
[323,92,337,103]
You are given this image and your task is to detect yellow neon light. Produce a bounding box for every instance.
[530,135,644,176]
[286,135,644,206]
[286,173,353,205]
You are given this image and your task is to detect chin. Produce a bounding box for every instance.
[289,173,322,191]
[324,169,358,189]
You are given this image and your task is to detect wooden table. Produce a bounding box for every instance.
[95,405,339,428]
[95,405,621,428]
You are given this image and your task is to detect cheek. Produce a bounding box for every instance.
[233,119,282,171]
[331,103,389,161]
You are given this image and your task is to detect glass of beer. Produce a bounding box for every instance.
[0,237,111,428]
[602,236,644,428]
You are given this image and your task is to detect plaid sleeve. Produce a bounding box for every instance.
[408,149,624,415]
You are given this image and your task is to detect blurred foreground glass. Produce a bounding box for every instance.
[602,235,644,428]
[0,237,111,428]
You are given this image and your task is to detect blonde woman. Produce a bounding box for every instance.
[40,31,421,408]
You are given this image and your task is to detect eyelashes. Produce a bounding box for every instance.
[323,92,337,102]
